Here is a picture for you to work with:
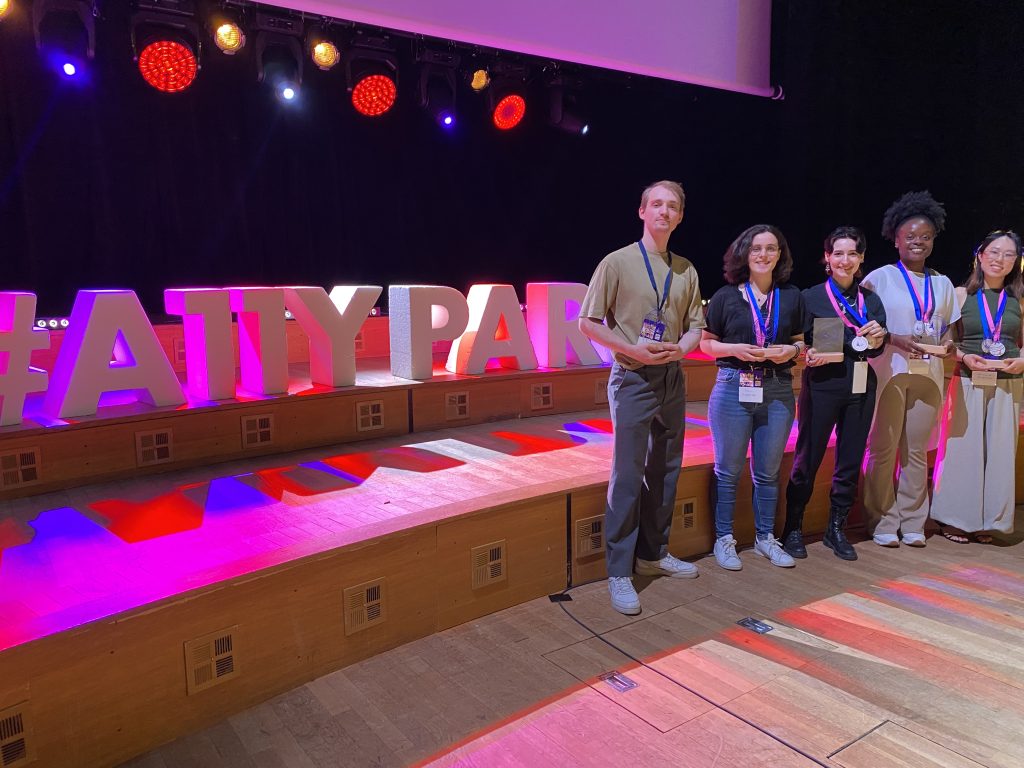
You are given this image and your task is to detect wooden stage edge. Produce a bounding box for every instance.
[0,366,1020,767]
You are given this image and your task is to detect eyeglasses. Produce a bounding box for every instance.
[982,248,1019,261]
[750,245,780,256]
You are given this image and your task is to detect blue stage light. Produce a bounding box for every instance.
[440,112,455,128]
[62,61,76,76]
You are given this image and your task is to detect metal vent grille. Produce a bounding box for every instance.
[594,378,609,405]
[530,383,553,410]
[172,336,187,365]
[356,400,385,432]
[344,578,387,636]
[353,331,365,352]
[241,414,274,448]
[681,498,696,529]
[135,429,173,467]
[445,391,470,421]
[0,449,40,490]
[575,515,605,559]
[184,628,239,695]
[471,540,507,589]
[0,703,33,768]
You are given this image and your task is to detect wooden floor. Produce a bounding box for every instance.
[122,516,1024,768]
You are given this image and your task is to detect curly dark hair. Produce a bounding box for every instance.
[880,190,947,242]
[822,225,867,280]
[722,224,793,285]
[964,230,1024,299]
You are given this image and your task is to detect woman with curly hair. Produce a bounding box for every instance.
[861,191,960,547]
[931,231,1024,543]
[782,227,888,561]
[701,225,805,570]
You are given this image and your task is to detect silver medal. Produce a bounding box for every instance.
[989,341,1006,358]
[924,322,937,337]
[851,336,869,352]
[913,320,925,336]
[982,338,992,353]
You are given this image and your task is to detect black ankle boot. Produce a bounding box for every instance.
[781,507,807,558]
[823,507,858,560]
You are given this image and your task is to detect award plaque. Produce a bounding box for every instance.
[813,317,846,363]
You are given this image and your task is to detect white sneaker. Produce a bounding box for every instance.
[902,532,926,547]
[635,553,699,579]
[873,533,899,547]
[754,536,796,567]
[714,535,742,571]
[608,576,641,615]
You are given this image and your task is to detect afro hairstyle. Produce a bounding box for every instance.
[880,190,947,242]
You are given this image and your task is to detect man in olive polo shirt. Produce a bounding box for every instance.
[579,180,705,615]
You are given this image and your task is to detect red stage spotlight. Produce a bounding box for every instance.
[138,39,198,92]
[493,94,526,130]
[352,73,397,116]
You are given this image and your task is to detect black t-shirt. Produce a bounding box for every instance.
[800,281,887,390]
[704,283,805,371]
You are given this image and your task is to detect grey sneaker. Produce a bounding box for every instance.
[754,536,796,567]
[635,553,699,579]
[714,535,742,571]
[608,576,641,615]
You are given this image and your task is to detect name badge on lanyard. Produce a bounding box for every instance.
[637,241,672,345]
[739,370,764,403]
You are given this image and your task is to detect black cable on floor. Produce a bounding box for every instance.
[552,578,831,768]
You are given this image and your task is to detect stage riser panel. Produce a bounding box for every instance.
[411,371,611,432]
[0,389,411,501]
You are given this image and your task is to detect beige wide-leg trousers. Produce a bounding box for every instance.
[931,375,1022,534]
[863,373,942,537]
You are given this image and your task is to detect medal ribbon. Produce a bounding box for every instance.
[638,241,673,318]
[826,279,867,329]
[977,288,1007,343]
[744,283,779,347]
[896,261,934,323]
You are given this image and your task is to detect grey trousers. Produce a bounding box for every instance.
[605,362,686,576]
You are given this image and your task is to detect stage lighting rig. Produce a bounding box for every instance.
[130,0,202,93]
[32,0,96,78]
[546,73,589,136]
[307,25,340,71]
[345,32,398,117]
[488,61,529,130]
[251,7,303,101]
[417,45,459,128]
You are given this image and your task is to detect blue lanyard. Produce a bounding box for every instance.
[638,241,673,316]
[743,283,780,346]
[827,278,867,326]
[896,261,933,322]
[977,289,1007,340]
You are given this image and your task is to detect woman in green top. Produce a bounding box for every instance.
[932,231,1024,543]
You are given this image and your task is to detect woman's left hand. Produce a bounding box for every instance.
[1002,357,1024,375]
[763,344,798,362]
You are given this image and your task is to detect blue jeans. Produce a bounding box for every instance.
[708,368,796,539]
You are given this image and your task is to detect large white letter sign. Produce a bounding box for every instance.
[0,292,51,426]
[229,287,288,395]
[283,285,382,387]
[525,282,605,367]
[447,284,538,375]
[389,285,469,380]
[42,290,186,418]
[164,288,235,401]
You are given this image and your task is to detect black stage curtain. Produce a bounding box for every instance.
[1,0,1023,317]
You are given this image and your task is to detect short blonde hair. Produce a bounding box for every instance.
[640,180,685,210]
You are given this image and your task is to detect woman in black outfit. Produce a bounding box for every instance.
[782,227,888,560]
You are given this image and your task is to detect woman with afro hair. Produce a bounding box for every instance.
[861,191,960,547]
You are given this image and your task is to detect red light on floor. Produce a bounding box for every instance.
[352,74,397,116]
[138,40,198,93]
[493,94,526,130]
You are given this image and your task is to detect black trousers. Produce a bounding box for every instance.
[786,374,876,517]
